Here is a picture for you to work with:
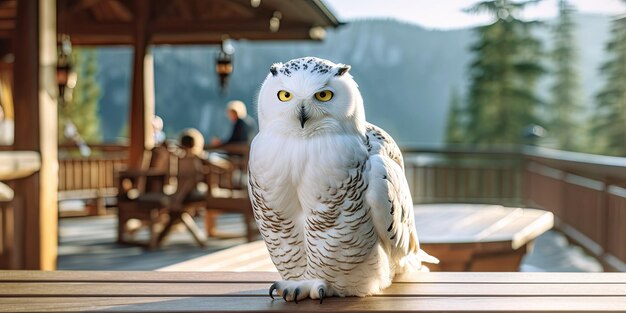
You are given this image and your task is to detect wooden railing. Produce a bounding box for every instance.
[522,147,626,272]
[58,144,127,216]
[403,147,524,206]
[403,146,626,272]
[55,144,626,270]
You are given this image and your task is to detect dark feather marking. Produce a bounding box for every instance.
[335,65,351,76]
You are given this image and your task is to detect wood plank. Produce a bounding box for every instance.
[10,0,58,270]
[158,240,274,272]
[1,282,625,297]
[1,296,625,312]
[2,271,626,284]
[414,204,553,245]
[127,0,150,169]
[0,133,41,179]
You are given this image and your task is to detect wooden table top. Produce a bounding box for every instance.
[414,204,554,249]
[1,271,625,312]
[160,204,554,272]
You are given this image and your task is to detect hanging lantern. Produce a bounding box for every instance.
[269,11,281,32]
[215,38,234,93]
[57,34,77,103]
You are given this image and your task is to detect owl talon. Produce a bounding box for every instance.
[294,288,301,303]
[269,282,278,300]
[266,279,330,303]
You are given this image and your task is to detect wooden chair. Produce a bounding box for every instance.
[154,153,208,248]
[116,144,172,248]
[116,167,168,249]
[117,144,207,249]
[204,144,257,242]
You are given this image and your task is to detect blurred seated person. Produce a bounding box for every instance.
[210,100,257,149]
[149,115,170,168]
[207,101,256,238]
[141,116,171,192]
[208,100,256,188]
[152,115,167,146]
[170,128,206,211]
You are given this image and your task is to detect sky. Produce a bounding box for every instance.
[323,0,626,30]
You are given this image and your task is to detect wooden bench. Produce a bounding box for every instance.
[1,271,625,312]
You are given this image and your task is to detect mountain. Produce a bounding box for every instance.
[95,14,612,146]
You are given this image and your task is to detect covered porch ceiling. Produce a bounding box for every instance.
[56,0,341,45]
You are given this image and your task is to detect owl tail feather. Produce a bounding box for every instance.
[418,249,439,264]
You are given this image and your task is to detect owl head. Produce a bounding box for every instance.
[256,57,366,136]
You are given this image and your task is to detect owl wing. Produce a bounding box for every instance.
[364,123,437,266]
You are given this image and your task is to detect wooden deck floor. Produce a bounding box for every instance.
[58,213,252,270]
[58,213,603,272]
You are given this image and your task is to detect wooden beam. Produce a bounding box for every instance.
[0,19,15,30]
[128,0,150,169]
[65,35,133,45]
[58,21,133,36]
[148,20,312,34]
[67,0,103,14]
[0,0,16,10]
[107,0,133,21]
[0,7,16,19]
[173,0,193,20]
[12,0,58,270]
[0,30,13,39]
[197,0,256,20]
[151,29,320,45]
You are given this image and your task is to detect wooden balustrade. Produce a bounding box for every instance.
[607,187,626,267]
[403,146,626,271]
[57,145,127,216]
[403,148,524,206]
[53,144,626,270]
[522,147,626,272]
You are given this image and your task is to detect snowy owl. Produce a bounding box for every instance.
[248,57,438,303]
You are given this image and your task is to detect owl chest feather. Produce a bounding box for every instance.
[251,131,381,283]
[251,132,368,215]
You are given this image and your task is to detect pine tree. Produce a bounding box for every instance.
[592,5,626,156]
[548,0,583,151]
[464,0,545,146]
[58,48,102,144]
[445,87,465,144]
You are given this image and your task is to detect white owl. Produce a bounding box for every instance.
[248,57,438,303]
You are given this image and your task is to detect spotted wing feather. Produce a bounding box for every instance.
[364,123,421,263]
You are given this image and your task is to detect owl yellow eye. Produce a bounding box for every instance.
[315,90,333,102]
[277,90,293,102]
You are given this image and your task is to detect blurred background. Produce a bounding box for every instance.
[1,0,625,273]
[43,0,626,155]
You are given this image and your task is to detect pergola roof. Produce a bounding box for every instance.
[56,0,341,45]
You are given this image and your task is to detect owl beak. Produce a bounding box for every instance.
[298,105,308,128]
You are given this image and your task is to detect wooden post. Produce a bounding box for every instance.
[128,0,153,169]
[12,0,58,270]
